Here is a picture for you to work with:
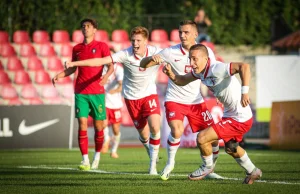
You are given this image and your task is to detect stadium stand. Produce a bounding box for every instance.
[14,70,31,85]
[72,30,84,44]
[170,29,180,44]
[112,29,129,42]
[60,43,73,57]
[0,31,9,43]
[34,70,51,85]
[0,61,4,70]
[20,84,39,99]
[1,84,18,100]
[13,30,30,44]
[33,30,50,44]
[150,29,170,48]
[39,43,56,57]
[95,30,110,42]
[52,30,70,43]
[27,56,44,71]
[20,43,36,57]
[1,43,16,57]
[0,71,11,84]
[7,57,24,71]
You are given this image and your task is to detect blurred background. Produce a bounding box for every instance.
[0,0,299,150]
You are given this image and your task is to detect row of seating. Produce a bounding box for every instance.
[0,29,180,44]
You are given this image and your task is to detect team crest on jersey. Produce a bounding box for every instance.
[169,112,175,118]
[92,48,96,54]
[184,65,192,73]
[98,105,103,113]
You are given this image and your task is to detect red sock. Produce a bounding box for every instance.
[78,130,88,155]
[94,130,104,152]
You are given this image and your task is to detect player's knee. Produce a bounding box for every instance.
[197,132,206,145]
[224,139,239,154]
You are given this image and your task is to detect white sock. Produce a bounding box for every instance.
[167,134,180,166]
[149,132,160,167]
[111,133,121,153]
[83,154,89,162]
[103,126,110,142]
[201,154,213,168]
[139,136,150,157]
[93,152,101,161]
[235,152,256,174]
[212,144,219,165]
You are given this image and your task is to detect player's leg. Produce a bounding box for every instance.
[101,120,110,154]
[75,94,91,170]
[89,94,107,170]
[110,122,121,158]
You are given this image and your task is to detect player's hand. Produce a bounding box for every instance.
[152,54,163,64]
[64,61,74,69]
[109,89,117,94]
[99,76,108,86]
[163,63,175,78]
[241,94,251,107]
[52,75,59,87]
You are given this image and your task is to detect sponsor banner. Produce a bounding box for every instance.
[256,55,300,122]
[0,105,71,149]
[270,101,300,150]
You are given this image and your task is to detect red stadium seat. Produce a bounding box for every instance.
[27,56,44,71]
[47,56,63,71]
[7,57,24,71]
[14,70,31,85]
[112,29,129,42]
[20,84,39,99]
[1,84,18,99]
[156,66,169,84]
[33,30,50,44]
[20,43,36,57]
[170,29,180,43]
[52,30,70,43]
[34,70,51,84]
[13,30,30,44]
[0,31,9,43]
[41,84,59,98]
[0,43,16,57]
[39,43,56,57]
[0,71,11,84]
[95,30,110,42]
[72,30,84,43]
[29,97,44,105]
[151,29,168,42]
[61,84,74,98]
[0,61,3,70]
[60,43,73,57]
[56,76,72,84]
[8,98,23,105]
[150,41,170,49]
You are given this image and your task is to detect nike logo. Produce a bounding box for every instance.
[207,122,213,126]
[150,109,156,112]
[19,119,59,135]
[174,59,181,62]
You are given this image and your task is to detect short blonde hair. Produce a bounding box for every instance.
[130,26,149,39]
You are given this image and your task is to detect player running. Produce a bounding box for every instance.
[65,26,162,175]
[163,43,262,184]
[52,18,114,170]
[140,20,220,180]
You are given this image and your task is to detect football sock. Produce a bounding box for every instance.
[94,130,104,153]
[83,154,89,162]
[212,144,219,166]
[78,130,88,157]
[103,126,110,143]
[235,152,256,174]
[111,132,121,153]
[149,133,160,166]
[201,154,213,168]
[167,134,180,166]
[93,152,100,161]
[139,136,150,157]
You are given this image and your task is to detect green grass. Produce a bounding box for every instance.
[0,148,300,194]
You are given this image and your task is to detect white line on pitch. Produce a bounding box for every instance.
[18,166,300,185]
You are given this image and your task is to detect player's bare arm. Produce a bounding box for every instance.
[52,66,77,87]
[163,63,197,86]
[100,62,114,86]
[65,56,112,69]
[230,62,251,107]
[109,80,122,94]
[140,54,163,68]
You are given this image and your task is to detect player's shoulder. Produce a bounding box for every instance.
[73,43,84,50]
[93,40,109,48]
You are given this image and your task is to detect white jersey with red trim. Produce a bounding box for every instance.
[192,61,252,122]
[159,44,216,104]
[111,45,162,100]
[104,63,124,109]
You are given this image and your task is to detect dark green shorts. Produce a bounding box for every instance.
[75,94,106,120]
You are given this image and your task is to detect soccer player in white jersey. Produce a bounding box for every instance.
[101,63,124,159]
[65,26,162,175]
[163,44,262,184]
[140,20,220,180]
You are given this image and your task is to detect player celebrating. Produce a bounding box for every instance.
[101,62,124,158]
[140,20,220,180]
[65,26,162,175]
[52,18,114,170]
[163,44,262,184]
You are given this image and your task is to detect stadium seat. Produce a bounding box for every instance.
[0,61,3,70]
[34,70,51,84]
[7,57,24,71]
[150,41,170,49]
[28,97,43,105]
[55,76,72,84]
[60,83,74,98]
[1,84,18,99]
[8,98,23,105]
[60,43,73,57]
[33,30,50,44]
[0,43,16,57]
[52,30,70,43]
[95,30,110,42]
[39,43,56,57]
[151,29,168,42]
[27,56,44,71]
[14,70,31,85]
[20,84,39,99]
[40,84,59,99]
[20,43,36,57]
[0,31,9,43]
[112,29,129,42]
[47,56,63,71]
[170,29,180,43]
[13,30,30,44]
[156,65,169,84]
[72,30,84,43]
[0,71,11,84]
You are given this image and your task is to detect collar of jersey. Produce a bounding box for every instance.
[133,47,148,60]
[83,39,96,46]
[203,58,211,78]
[180,42,198,55]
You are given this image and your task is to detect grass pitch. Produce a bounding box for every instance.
[0,147,300,194]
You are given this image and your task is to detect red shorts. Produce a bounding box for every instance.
[124,94,161,130]
[165,101,213,133]
[106,108,122,125]
[212,117,253,143]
